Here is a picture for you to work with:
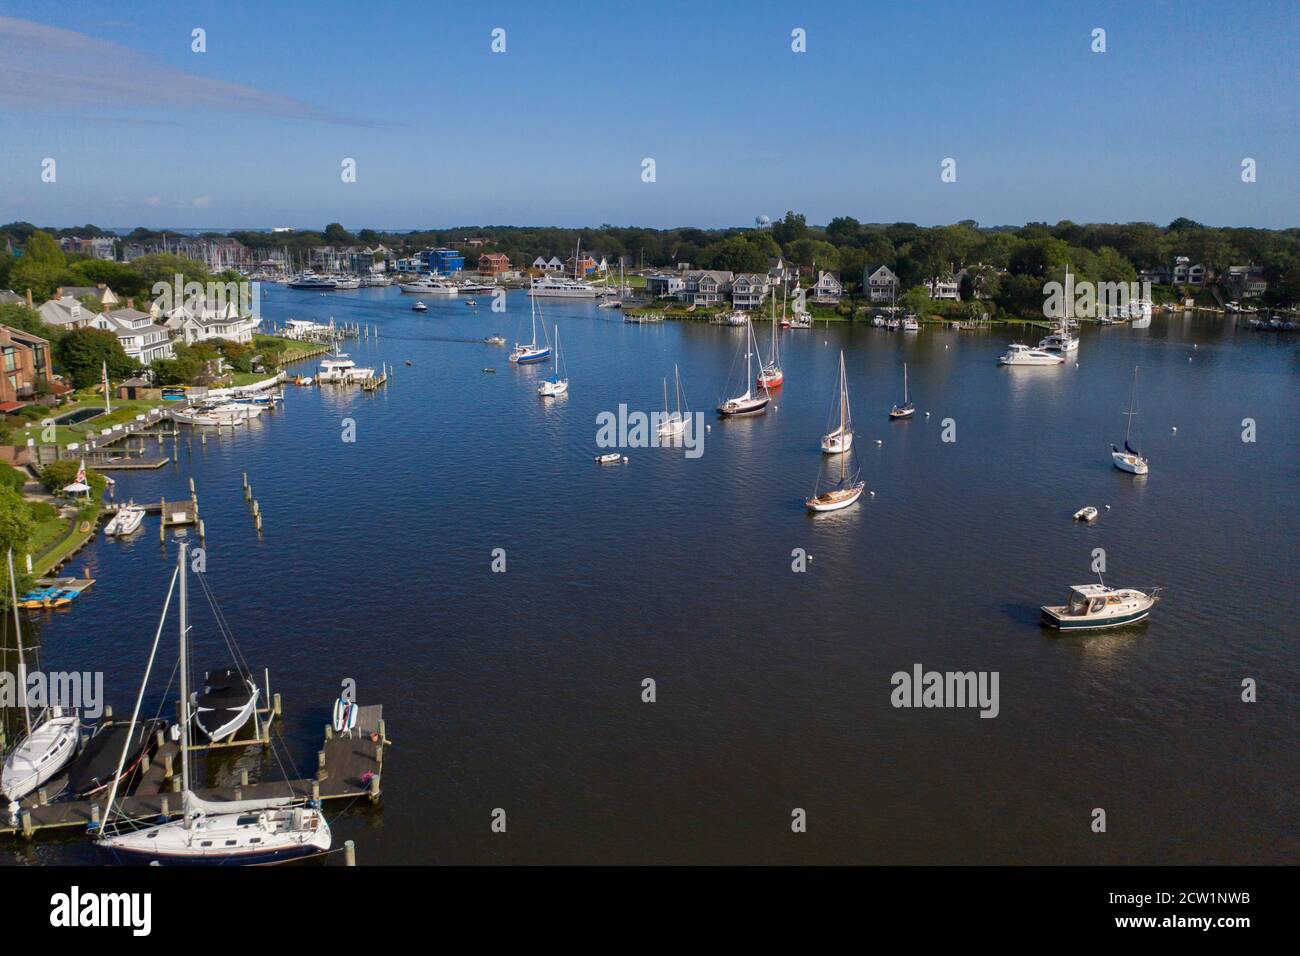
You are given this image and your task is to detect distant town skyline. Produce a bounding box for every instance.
[1,1,1297,229]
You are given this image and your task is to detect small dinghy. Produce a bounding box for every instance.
[595,453,626,464]
[65,718,166,797]
[1073,506,1099,522]
[191,668,259,741]
[412,301,428,312]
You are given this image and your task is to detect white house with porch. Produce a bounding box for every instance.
[863,264,900,303]
[730,274,769,310]
[91,308,175,364]
[810,271,843,303]
[157,293,261,345]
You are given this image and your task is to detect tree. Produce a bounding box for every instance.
[771,211,808,247]
[54,327,137,388]
[324,222,356,245]
[40,460,107,499]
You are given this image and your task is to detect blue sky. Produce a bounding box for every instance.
[1,0,1296,230]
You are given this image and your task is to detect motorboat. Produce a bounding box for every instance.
[595,453,626,464]
[104,504,146,536]
[317,354,374,383]
[1041,583,1159,630]
[528,276,597,298]
[998,343,1064,366]
[398,276,458,296]
[1073,506,1099,522]
[484,335,506,346]
[287,272,336,291]
[901,314,920,332]
[412,301,428,312]
[191,667,259,741]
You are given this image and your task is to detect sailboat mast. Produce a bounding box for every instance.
[6,548,31,732]
[177,542,190,797]
[904,363,909,403]
[839,354,847,483]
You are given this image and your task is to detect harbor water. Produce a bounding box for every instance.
[5,287,1297,864]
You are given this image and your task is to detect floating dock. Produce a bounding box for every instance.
[0,699,385,839]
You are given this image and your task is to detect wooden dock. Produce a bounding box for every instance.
[107,499,199,526]
[0,702,385,840]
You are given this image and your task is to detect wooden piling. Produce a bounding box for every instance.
[344,840,356,866]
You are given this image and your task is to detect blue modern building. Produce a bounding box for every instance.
[430,248,464,274]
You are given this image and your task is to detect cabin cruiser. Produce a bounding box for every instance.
[361,274,391,287]
[901,314,920,332]
[790,312,813,329]
[316,354,375,383]
[104,504,146,536]
[460,280,495,294]
[398,276,459,296]
[331,275,361,290]
[528,276,597,298]
[287,271,337,291]
[998,343,1064,366]
[1041,584,1159,630]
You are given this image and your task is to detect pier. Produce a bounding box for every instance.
[0,699,386,840]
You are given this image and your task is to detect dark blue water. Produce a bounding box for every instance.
[6,288,1298,864]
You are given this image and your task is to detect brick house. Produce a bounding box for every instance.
[0,325,53,405]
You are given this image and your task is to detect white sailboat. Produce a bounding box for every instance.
[717,317,771,416]
[657,364,690,438]
[757,296,784,389]
[889,363,916,419]
[1,549,79,801]
[97,542,330,864]
[537,324,569,396]
[1112,366,1149,475]
[509,295,551,365]
[808,352,866,511]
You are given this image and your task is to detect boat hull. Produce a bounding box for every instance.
[1040,606,1152,630]
[889,406,915,419]
[1,715,79,801]
[806,482,866,513]
[509,347,551,364]
[717,396,769,416]
[1112,452,1148,474]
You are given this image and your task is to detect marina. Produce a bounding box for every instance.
[5,285,1295,865]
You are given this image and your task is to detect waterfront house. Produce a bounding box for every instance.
[1224,264,1267,299]
[863,264,900,303]
[0,324,53,406]
[810,271,844,303]
[768,256,796,288]
[565,254,598,276]
[158,292,260,345]
[91,308,175,364]
[37,295,98,330]
[55,284,120,309]
[478,252,511,276]
[644,273,685,298]
[924,276,960,300]
[533,256,565,272]
[730,274,770,310]
[677,270,734,306]
[430,248,465,274]
[1171,257,1206,286]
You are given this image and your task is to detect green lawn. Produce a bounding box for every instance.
[17,397,170,448]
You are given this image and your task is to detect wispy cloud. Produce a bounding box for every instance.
[0,16,384,127]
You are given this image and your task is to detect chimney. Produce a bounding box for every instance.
[127,297,135,310]
[25,288,33,308]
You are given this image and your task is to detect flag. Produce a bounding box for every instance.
[74,459,86,485]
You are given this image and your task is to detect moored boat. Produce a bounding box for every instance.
[1040,583,1159,630]
[808,352,866,512]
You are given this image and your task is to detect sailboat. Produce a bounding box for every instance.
[808,352,866,511]
[1,549,79,801]
[97,543,331,864]
[538,324,569,396]
[509,295,551,365]
[757,296,784,388]
[889,363,916,418]
[1112,366,1149,475]
[657,364,690,438]
[717,317,771,416]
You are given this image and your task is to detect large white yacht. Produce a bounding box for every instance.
[528,275,598,298]
[316,354,375,383]
[398,276,459,296]
[998,343,1065,366]
[287,271,337,291]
